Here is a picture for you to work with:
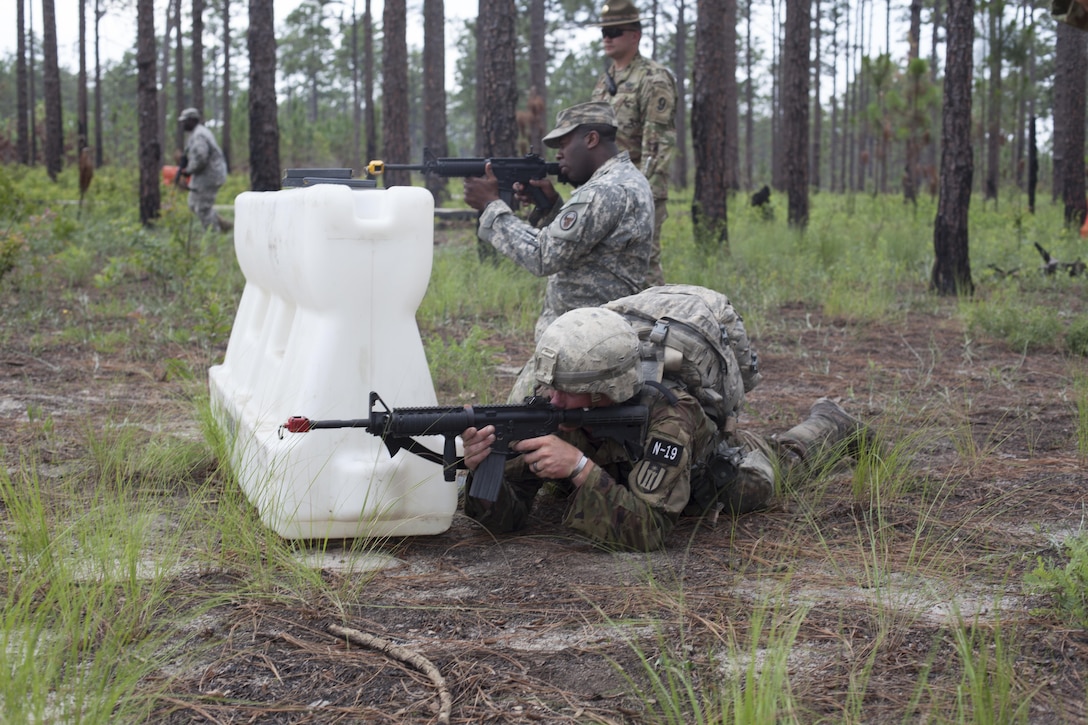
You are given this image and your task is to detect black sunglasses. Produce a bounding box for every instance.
[601,26,629,39]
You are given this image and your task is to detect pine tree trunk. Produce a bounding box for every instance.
[475,0,518,157]
[1056,23,1087,226]
[137,0,161,225]
[673,0,688,189]
[723,0,739,191]
[248,0,281,191]
[42,0,64,180]
[783,0,810,228]
[193,0,205,116]
[221,0,231,169]
[692,0,729,249]
[364,0,376,167]
[423,0,449,202]
[932,0,974,297]
[174,0,186,154]
[78,0,88,152]
[381,0,410,187]
[16,0,30,165]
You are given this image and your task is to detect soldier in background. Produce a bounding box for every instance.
[177,108,231,232]
[591,0,678,286]
[463,101,653,342]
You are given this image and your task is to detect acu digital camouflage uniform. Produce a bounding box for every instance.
[476,151,654,342]
[591,21,678,286]
[179,108,228,230]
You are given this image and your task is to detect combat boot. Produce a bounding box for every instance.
[773,397,873,465]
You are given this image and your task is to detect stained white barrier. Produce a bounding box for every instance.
[208,184,455,539]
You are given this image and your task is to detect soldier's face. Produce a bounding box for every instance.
[602,26,640,62]
[548,389,596,410]
[555,130,595,185]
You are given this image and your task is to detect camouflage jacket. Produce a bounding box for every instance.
[183,124,228,192]
[477,151,653,340]
[591,54,678,201]
[464,387,718,551]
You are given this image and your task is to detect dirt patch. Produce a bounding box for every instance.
[3,281,1088,722]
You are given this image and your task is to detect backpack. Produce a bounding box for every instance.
[603,284,761,434]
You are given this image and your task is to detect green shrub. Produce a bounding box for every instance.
[1066,315,1088,357]
[1024,532,1088,628]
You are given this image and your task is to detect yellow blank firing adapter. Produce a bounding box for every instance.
[366,160,386,176]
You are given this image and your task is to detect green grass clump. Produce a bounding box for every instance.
[1024,531,1088,628]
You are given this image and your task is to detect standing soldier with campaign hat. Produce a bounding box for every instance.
[591,0,678,286]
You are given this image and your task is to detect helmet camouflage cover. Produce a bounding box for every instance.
[533,308,644,402]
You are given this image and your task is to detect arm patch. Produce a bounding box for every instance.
[645,437,684,467]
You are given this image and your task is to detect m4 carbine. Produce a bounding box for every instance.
[366,147,562,209]
[281,392,647,502]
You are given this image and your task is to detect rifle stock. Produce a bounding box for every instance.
[281,392,647,502]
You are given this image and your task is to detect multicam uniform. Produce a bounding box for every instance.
[183,123,228,229]
[465,387,718,551]
[592,54,678,285]
[476,151,654,341]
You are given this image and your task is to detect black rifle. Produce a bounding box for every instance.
[366,147,562,209]
[281,392,648,502]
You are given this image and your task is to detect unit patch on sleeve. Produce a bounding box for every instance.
[646,437,684,466]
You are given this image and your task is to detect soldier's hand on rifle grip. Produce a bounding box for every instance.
[461,425,497,471]
[462,162,501,211]
[513,178,559,211]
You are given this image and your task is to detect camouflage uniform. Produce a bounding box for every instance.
[592,54,677,286]
[465,387,717,551]
[465,392,871,552]
[182,122,228,229]
[477,151,654,341]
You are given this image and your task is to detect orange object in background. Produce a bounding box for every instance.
[1081,207,1088,238]
[162,165,190,186]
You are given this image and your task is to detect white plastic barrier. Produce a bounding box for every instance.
[208,183,456,539]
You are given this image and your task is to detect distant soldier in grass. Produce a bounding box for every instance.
[177,108,231,232]
[459,307,873,551]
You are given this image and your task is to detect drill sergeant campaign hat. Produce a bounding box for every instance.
[542,101,619,148]
[592,0,646,27]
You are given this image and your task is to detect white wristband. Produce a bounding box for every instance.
[569,454,589,480]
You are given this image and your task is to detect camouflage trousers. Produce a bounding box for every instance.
[188,188,222,229]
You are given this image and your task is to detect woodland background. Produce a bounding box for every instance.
[2,0,1087,290]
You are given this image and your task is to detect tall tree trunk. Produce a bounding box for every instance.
[927,0,942,179]
[529,0,547,154]
[364,0,376,167]
[78,0,88,152]
[16,0,30,164]
[248,0,281,191]
[423,0,449,202]
[475,0,518,157]
[94,0,104,166]
[1028,114,1038,214]
[673,0,688,189]
[174,0,186,153]
[350,0,361,172]
[744,0,754,188]
[159,0,172,157]
[221,0,231,169]
[932,0,974,297]
[692,0,729,249]
[137,0,161,225]
[382,0,410,187]
[29,0,37,165]
[1056,22,1087,226]
[724,0,739,190]
[903,0,921,205]
[42,0,64,180]
[783,0,810,228]
[770,0,783,189]
[193,0,205,115]
[984,0,1003,203]
[811,0,822,192]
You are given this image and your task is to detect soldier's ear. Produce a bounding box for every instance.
[583,129,601,150]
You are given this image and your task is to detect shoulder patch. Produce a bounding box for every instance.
[635,463,668,493]
[645,437,684,466]
[559,209,580,231]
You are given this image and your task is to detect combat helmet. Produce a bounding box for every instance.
[533,308,643,402]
